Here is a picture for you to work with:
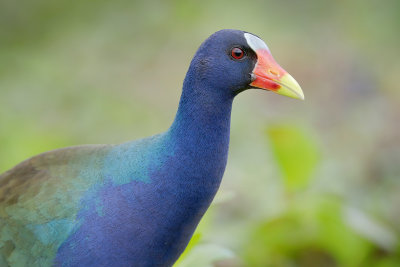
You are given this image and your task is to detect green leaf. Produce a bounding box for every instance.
[174,243,234,267]
[266,124,319,191]
[174,232,202,266]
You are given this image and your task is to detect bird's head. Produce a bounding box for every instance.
[188,29,304,100]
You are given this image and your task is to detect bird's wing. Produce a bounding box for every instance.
[0,144,112,266]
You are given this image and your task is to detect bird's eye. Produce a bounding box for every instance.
[231,47,245,60]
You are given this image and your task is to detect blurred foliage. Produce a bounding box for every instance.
[267,124,319,191]
[0,0,399,266]
[243,196,400,267]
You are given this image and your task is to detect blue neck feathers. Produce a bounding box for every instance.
[56,54,235,267]
[168,66,234,181]
[146,67,234,265]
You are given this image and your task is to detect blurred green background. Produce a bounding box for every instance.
[1,0,399,266]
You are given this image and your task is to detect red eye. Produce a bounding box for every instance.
[231,47,244,60]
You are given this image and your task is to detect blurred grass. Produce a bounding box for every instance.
[0,0,399,266]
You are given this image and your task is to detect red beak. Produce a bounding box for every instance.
[250,48,304,100]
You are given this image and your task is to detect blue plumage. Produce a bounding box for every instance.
[0,29,303,266]
[57,31,239,265]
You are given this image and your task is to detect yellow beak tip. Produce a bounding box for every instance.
[275,73,304,100]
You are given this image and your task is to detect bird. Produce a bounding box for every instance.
[0,29,303,267]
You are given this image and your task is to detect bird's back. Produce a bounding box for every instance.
[0,144,114,266]
[0,132,174,266]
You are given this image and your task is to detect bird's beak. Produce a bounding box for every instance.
[250,49,304,100]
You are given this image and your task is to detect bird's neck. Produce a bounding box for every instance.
[167,73,233,185]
